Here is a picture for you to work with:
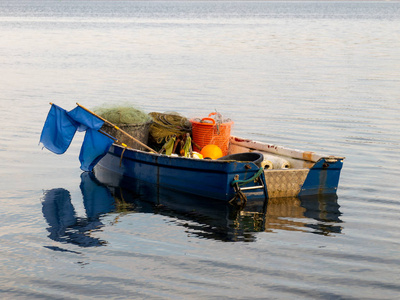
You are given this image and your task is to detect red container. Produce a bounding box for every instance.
[190,114,233,156]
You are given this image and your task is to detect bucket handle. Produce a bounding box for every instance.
[200,118,216,125]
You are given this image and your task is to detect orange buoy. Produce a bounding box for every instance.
[200,144,223,160]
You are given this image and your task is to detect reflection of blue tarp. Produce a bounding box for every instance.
[80,172,115,218]
[40,104,114,171]
[41,188,78,243]
[42,173,115,248]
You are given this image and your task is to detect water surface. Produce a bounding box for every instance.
[1,1,399,299]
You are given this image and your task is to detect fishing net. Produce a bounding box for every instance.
[94,104,152,150]
[148,112,192,145]
[94,104,151,125]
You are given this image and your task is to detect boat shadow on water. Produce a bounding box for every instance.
[41,172,343,248]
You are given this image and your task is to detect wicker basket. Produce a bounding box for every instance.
[190,117,233,156]
[103,120,152,150]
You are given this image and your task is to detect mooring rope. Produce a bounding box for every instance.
[231,167,264,187]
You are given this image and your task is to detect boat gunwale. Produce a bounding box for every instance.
[110,143,263,172]
[230,136,345,162]
[111,135,345,166]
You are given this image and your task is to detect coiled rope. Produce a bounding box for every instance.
[149,112,192,144]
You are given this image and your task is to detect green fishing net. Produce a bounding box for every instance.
[94,104,151,125]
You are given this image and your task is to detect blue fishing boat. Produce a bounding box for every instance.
[93,136,344,203]
[40,103,344,205]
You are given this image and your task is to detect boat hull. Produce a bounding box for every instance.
[94,138,344,202]
[94,144,266,201]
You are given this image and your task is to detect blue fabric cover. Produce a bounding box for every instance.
[39,104,78,154]
[40,104,114,171]
[79,129,114,172]
[67,106,104,132]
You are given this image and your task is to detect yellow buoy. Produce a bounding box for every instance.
[200,144,223,160]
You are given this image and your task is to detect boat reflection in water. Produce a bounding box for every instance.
[41,172,343,248]
[250,195,342,236]
[41,175,115,248]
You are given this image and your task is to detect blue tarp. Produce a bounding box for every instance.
[39,104,78,154]
[67,106,104,132]
[40,104,114,171]
[79,129,114,172]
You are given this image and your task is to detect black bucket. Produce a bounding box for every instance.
[217,152,264,168]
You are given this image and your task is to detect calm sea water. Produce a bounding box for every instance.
[1,1,400,299]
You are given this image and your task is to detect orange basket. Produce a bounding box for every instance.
[190,113,233,156]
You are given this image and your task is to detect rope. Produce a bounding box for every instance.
[231,167,264,187]
[229,182,247,208]
[229,167,268,209]
[149,112,192,144]
[119,146,127,167]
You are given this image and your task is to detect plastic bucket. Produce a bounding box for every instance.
[190,116,233,156]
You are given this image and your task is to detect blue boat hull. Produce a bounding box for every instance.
[94,145,266,201]
[94,142,344,202]
[299,158,344,196]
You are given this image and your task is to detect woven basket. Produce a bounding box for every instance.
[190,117,233,156]
[103,120,152,150]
